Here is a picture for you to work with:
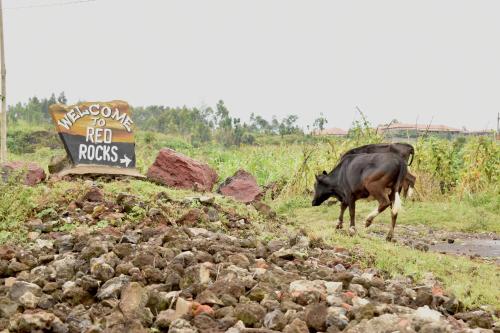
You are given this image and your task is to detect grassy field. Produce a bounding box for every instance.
[275,194,500,234]
[2,125,500,309]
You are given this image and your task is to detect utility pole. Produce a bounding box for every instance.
[497,112,499,134]
[496,112,500,141]
[0,0,6,163]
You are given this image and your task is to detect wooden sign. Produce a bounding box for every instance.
[49,101,142,177]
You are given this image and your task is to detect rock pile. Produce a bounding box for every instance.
[1,219,496,332]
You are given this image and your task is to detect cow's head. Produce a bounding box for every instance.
[312,170,333,206]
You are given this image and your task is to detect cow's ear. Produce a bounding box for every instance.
[322,170,327,175]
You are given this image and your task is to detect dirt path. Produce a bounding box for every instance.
[368,224,500,264]
[430,239,500,260]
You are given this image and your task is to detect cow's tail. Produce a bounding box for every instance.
[392,161,407,215]
[408,146,415,166]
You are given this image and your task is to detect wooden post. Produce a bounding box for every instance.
[497,112,499,140]
[0,0,6,163]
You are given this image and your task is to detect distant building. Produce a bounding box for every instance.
[377,123,462,138]
[312,127,348,137]
[462,130,496,137]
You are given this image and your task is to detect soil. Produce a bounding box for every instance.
[430,240,500,261]
[368,224,500,264]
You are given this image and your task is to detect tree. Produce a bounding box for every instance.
[250,113,272,134]
[215,100,231,129]
[191,122,212,147]
[271,117,280,134]
[57,92,67,105]
[313,113,328,132]
[278,114,301,137]
[26,97,42,125]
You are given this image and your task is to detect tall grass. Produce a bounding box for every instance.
[5,123,499,201]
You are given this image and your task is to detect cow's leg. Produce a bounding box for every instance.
[348,201,356,236]
[407,186,414,199]
[387,191,400,241]
[336,203,347,229]
[385,212,398,242]
[364,188,391,228]
[387,212,398,241]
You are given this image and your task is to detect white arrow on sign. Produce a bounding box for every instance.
[120,154,132,167]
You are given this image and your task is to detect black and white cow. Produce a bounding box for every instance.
[312,152,407,241]
[341,142,415,165]
[342,143,416,198]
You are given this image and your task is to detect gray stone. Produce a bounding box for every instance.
[0,297,19,317]
[119,282,153,326]
[234,302,266,326]
[169,318,198,333]
[51,255,77,280]
[305,303,327,331]
[9,281,42,303]
[90,257,115,282]
[264,309,287,331]
[9,311,68,333]
[154,309,176,329]
[96,275,130,300]
[283,318,309,333]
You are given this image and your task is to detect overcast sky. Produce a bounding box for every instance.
[5,0,500,130]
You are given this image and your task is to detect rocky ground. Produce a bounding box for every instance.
[1,185,499,333]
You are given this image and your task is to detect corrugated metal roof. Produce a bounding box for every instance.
[377,123,461,132]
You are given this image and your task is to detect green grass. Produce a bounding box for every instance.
[0,180,89,242]
[289,203,500,310]
[275,194,500,234]
[0,179,274,244]
[399,199,500,233]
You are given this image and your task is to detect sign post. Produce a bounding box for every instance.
[49,100,143,177]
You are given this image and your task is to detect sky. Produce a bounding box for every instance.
[4,0,500,131]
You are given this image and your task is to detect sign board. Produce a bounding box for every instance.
[49,101,142,177]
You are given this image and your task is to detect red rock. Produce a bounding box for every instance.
[398,319,410,328]
[100,227,123,238]
[432,286,444,297]
[0,245,16,260]
[147,148,218,191]
[344,291,356,299]
[193,303,214,317]
[255,259,269,269]
[252,201,276,218]
[217,169,262,203]
[341,303,352,311]
[334,246,349,254]
[82,186,104,202]
[176,209,206,227]
[68,201,78,211]
[1,161,46,186]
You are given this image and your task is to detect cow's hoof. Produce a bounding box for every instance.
[364,219,373,228]
[348,227,357,236]
[386,234,393,242]
[335,220,343,229]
